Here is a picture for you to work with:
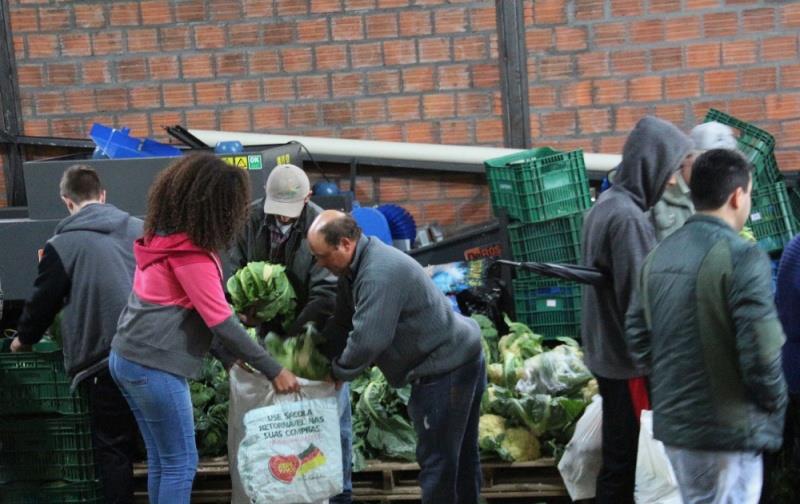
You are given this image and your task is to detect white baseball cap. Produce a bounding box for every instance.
[690,121,738,151]
[263,164,310,218]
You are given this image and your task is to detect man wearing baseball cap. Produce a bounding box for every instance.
[228,164,353,503]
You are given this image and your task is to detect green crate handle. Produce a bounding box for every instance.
[484,147,564,169]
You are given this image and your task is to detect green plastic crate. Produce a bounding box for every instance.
[485,147,591,223]
[0,415,96,483]
[0,480,103,504]
[0,346,89,416]
[704,109,781,187]
[508,213,583,282]
[513,278,581,340]
[748,182,799,255]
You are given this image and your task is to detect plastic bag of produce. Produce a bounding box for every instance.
[516,341,592,396]
[558,395,602,500]
[634,410,682,504]
[228,365,342,504]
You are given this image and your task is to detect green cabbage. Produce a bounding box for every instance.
[227,262,297,328]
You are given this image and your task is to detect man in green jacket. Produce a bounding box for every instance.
[626,149,787,503]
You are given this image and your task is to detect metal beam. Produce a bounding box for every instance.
[495,0,531,149]
[0,0,25,206]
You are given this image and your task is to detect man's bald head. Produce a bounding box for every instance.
[307,210,362,277]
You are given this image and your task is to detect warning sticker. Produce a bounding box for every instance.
[218,154,264,171]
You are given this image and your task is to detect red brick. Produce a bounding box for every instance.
[116,58,148,82]
[702,69,738,95]
[475,118,503,144]
[399,11,432,36]
[51,118,85,138]
[209,0,241,20]
[555,26,587,51]
[629,76,662,102]
[149,56,179,80]
[740,8,774,32]
[371,123,403,141]
[38,7,71,31]
[599,135,627,153]
[161,83,194,108]
[404,122,437,143]
[35,91,65,115]
[435,8,466,34]
[530,85,557,108]
[60,33,92,57]
[387,96,420,121]
[538,55,573,80]
[252,105,285,130]
[321,102,353,125]
[664,16,702,41]
[384,39,416,66]
[785,3,800,28]
[263,23,295,45]
[761,36,798,62]
[27,34,58,58]
[741,67,776,92]
[297,75,330,99]
[332,16,364,41]
[532,0,567,24]
[649,0,681,14]
[366,13,397,38]
[64,89,97,113]
[453,36,486,61]
[685,0,720,9]
[525,28,553,51]
[12,34,23,60]
[629,20,664,44]
[651,47,683,71]
[409,177,444,201]
[576,52,609,78]
[612,0,643,17]
[766,94,800,120]
[116,113,149,137]
[220,107,252,132]
[229,24,260,47]
[423,94,455,119]
[367,70,400,94]
[297,19,329,43]
[83,61,110,84]
[93,31,124,55]
[457,92,490,116]
[150,111,184,132]
[346,0,375,9]
[655,104,686,125]
[311,0,341,13]
[419,38,451,63]
[541,111,576,136]
[315,45,348,70]
[780,65,800,89]
[575,0,605,20]
[611,50,647,74]
[378,177,409,201]
[129,86,161,109]
[691,100,726,122]
[160,26,192,51]
[127,29,158,52]
[460,200,492,226]
[728,98,765,122]
[45,63,77,86]
[230,79,262,103]
[439,64,470,90]
[264,77,296,101]
[288,104,319,126]
[354,98,386,123]
[593,79,627,105]
[687,43,721,68]
[351,42,383,68]
[141,1,173,25]
[96,88,129,112]
[110,3,140,26]
[332,73,364,97]
[276,0,309,16]
[471,64,500,88]
[722,40,757,65]
[615,106,650,131]
[665,73,701,99]
[560,81,592,107]
[281,47,313,72]
[247,50,278,74]
[469,6,495,31]
[775,151,800,170]
[180,54,212,79]
[703,12,739,37]
[781,121,800,147]
[17,64,43,87]
[74,4,106,29]
[578,108,610,134]
[593,23,626,47]
[402,66,435,92]
[175,0,205,22]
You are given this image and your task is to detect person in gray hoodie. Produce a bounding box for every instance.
[12,165,143,504]
[581,116,693,503]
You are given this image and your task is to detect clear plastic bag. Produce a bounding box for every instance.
[634,410,683,504]
[557,395,603,500]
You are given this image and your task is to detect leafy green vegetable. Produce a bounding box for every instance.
[227,262,297,329]
[263,324,331,381]
[189,357,230,457]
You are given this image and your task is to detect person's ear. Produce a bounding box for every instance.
[62,196,74,213]
[304,191,312,204]
[730,187,745,210]
[99,190,107,203]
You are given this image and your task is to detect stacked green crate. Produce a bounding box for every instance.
[485,148,589,339]
[704,109,799,255]
[0,338,102,502]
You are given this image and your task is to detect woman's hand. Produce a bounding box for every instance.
[271,368,300,394]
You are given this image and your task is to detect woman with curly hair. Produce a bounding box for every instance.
[109,154,299,503]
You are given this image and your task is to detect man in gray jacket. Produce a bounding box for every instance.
[308,210,484,504]
[581,116,693,503]
[626,149,786,503]
[11,165,143,503]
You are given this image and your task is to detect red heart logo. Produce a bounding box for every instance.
[269,454,301,483]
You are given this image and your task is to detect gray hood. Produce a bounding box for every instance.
[614,116,694,210]
[55,203,131,235]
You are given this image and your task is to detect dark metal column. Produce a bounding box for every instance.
[0,0,26,206]
[495,1,531,149]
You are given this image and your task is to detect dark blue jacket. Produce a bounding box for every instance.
[776,234,800,394]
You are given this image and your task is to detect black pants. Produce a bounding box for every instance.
[596,376,639,504]
[84,368,141,504]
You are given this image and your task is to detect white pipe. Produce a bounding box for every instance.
[188,129,621,172]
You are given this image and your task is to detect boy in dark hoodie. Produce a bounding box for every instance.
[581,116,693,503]
[12,165,144,503]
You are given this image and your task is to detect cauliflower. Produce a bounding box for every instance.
[487,363,504,385]
[582,378,599,401]
[501,428,541,462]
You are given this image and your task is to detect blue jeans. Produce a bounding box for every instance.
[109,351,197,504]
[407,354,485,504]
[330,383,353,503]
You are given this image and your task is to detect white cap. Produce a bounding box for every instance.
[263,164,310,218]
[690,121,738,151]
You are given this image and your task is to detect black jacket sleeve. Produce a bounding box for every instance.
[16,243,70,345]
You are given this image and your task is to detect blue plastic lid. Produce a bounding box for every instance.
[352,207,393,245]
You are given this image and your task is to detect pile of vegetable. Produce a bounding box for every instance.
[190,357,230,457]
[226,262,297,330]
